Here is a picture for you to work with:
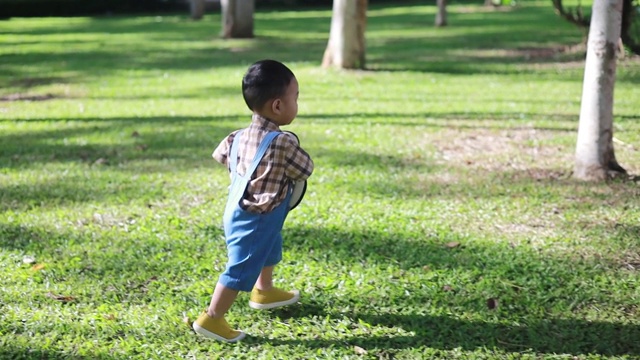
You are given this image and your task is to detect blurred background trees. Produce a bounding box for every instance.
[1,0,366,17]
[321,0,368,69]
[553,0,640,54]
[2,0,186,17]
[220,0,255,38]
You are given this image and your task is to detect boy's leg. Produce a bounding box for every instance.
[249,266,300,310]
[193,282,245,342]
[254,265,274,290]
[208,282,239,317]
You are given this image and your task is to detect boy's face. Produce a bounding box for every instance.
[273,77,299,126]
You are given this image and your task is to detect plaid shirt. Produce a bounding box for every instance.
[213,115,314,213]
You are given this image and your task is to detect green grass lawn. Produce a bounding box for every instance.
[1,1,639,359]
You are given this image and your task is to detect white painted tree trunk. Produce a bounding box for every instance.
[322,0,367,69]
[575,0,626,180]
[220,0,255,39]
[190,0,205,20]
[435,0,447,27]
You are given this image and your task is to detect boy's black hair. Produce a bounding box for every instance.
[242,59,295,111]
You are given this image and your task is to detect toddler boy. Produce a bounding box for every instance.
[192,59,314,342]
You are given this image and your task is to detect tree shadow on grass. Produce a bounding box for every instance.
[298,111,580,131]
[249,304,640,357]
[282,224,633,273]
[0,15,328,83]
[1,216,638,357]
[1,4,597,84]
[0,175,161,212]
[0,116,241,210]
[0,116,238,169]
[252,224,640,357]
[353,165,639,202]
[0,221,214,291]
[0,347,120,360]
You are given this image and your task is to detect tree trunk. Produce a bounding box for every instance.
[435,0,447,27]
[575,0,626,180]
[322,0,368,69]
[190,0,205,20]
[220,0,255,39]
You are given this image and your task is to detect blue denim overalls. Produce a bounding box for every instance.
[218,130,293,292]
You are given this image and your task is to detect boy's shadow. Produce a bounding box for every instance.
[245,301,640,357]
[269,301,326,319]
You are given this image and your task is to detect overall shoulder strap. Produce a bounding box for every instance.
[245,131,280,178]
[229,130,243,174]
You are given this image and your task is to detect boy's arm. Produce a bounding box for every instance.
[212,132,237,166]
[282,134,314,181]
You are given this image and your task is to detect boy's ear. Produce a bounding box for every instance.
[271,98,282,114]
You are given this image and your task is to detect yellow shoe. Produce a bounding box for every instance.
[192,312,245,343]
[249,287,300,310]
